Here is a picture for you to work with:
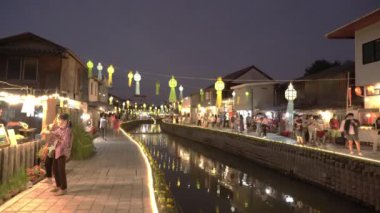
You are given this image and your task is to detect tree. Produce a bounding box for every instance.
[304,59,341,76]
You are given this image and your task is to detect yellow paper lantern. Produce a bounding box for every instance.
[86,60,94,78]
[128,71,134,87]
[107,65,115,87]
[214,77,225,107]
[169,76,177,103]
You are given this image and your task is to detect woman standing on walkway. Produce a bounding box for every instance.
[42,113,72,196]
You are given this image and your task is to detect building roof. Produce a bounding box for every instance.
[326,8,380,39]
[206,65,273,90]
[0,32,86,67]
[298,61,355,80]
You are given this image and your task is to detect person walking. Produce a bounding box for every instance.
[294,115,303,144]
[99,115,108,140]
[340,113,362,156]
[239,114,245,132]
[329,114,340,144]
[113,115,120,135]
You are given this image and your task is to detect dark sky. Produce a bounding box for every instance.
[0,1,379,104]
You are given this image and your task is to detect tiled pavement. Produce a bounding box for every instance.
[0,134,152,213]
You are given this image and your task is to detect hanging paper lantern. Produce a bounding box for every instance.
[128,71,134,87]
[168,76,177,103]
[200,89,204,102]
[97,63,103,80]
[143,103,147,110]
[107,65,115,87]
[109,96,113,105]
[214,77,225,108]
[156,81,160,95]
[126,100,130,108]
[354,87,362,96]
[134,71,142,95]
[86,60,94,78]
[179,85,184,100]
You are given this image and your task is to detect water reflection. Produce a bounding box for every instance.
[132,124,371,213]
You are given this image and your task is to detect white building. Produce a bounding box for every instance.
[327,8,380,109]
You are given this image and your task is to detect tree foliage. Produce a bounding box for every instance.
[304,59,341,76]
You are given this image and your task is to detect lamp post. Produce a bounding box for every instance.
[134,71,141,95]
[169,76,177,103]
[97,63,103,80]
[285,82,297,132]
[107,65,115,87]
[214,77,225,108]
[86,60,94,78]
[128,71,134,88]
[179,85,184,100]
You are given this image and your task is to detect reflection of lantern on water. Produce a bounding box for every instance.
[196,179,201,190]
[244,202,249,208]
[216,185,220,196]
[177,178,181,187]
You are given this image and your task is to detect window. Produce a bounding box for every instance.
[23,58,38,80]
[363,38,380,64]
[7,58,22,80]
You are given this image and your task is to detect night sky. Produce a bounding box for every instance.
[1,1,379,104]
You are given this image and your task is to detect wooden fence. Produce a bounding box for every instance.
[0,141,41,184]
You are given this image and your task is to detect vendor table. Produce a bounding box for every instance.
[19,128,37,139]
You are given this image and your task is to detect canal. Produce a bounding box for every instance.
[130,124,372,213]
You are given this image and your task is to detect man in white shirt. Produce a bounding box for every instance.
[99,115,108,140]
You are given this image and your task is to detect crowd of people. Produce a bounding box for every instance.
[294,113,362,155]
[179,111,364,156]
[193,112,275,137]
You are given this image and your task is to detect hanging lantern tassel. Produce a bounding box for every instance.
[156,81,160,95]
[200,89,204,102]
[169,76,177,103]
[128,71,134,87]
[214,77,225,108]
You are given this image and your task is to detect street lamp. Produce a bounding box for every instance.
[179,85,184,100]
[134,71,141,95]
[107,65,115,87]
[86,60,94,78]
[214,77,225,108]
[97,63,103,80]
[169,76,177,103]
[285,82,297,132]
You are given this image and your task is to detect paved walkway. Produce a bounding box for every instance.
[0,134,152,213]
[184,123,380,161]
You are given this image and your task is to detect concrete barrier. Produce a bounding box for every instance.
[161,122,380,210]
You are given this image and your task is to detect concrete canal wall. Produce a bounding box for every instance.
[160,122,380,210]
[121,119,154,131]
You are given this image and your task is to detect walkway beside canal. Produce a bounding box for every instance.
[0,135,153,213]
[185,123,380,161]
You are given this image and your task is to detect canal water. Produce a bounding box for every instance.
[130,124,372,213]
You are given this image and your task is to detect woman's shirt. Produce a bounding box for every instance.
[51,126,72,159]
